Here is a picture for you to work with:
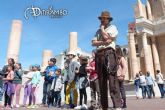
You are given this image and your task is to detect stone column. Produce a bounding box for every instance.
[41,50,53,71]
[128,31,139,80]
[151,36,161,72]
[134,0,147,18]
[142,32,154,78]
[146,0,153,20]
[69,32,78,52]
[6,20,22,63]
[124,57,129,81]
[137,0,143,17]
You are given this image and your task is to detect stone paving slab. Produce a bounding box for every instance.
[0,97,164,110]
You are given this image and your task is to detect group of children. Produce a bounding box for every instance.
[0,45,128,110]
[42,57,62,108]
[0,57,66,109]
[23,64,41,108]
[0,58,42,109]
[61,45,127,110]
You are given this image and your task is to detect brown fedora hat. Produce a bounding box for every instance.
[98,11,113,21]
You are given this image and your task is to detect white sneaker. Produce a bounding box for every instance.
[16,104,20,108]
[115,108,121,110]
[83,104,88,109]
[74,105,82,109]
[0,101,3,105]
[11,104,13,108]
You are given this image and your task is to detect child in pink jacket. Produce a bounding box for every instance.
[116,45,127,108]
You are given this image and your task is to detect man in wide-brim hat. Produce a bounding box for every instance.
[98,11,113,22]
[92,10,122,110]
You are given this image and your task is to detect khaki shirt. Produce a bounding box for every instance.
[93,24,118,50]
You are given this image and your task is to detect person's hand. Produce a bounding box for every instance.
[86,66,92,70]
[49,71,54,76]
[117,75,125,81]
[100,25,105,31]
[85,66,92,72]
[104,39,112,46]
[48,73,51,76]
[75,70,79,74]
[67,83,71,87]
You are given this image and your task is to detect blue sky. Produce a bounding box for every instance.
[0,0,137,69]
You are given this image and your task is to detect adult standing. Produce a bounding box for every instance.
[146,71,155,98]
[139,71,149,99]
[64,51,79,109]
[155,70,164,98]
[134,73,140,99]
[0,58,15,107]
[2,58,15,76]
[92,11,121,110]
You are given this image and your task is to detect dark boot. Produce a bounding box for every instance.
[122,98,127,108]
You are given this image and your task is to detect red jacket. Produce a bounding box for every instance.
[88,59,98,81]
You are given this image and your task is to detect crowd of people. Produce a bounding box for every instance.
[0,44,127,110]
[134,70,165,99]
[0,55,164,110]
[0,10,164,110]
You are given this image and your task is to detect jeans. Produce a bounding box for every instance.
[158,84,164,98]
[54,91,61,106]
[141,85,149,98]
[147,85,155,98]
[42,81,52,105]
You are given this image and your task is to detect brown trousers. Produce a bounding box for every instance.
[96,48,121,109]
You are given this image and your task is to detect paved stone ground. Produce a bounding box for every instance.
[0,97,164,110]
[0,82,164,110]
